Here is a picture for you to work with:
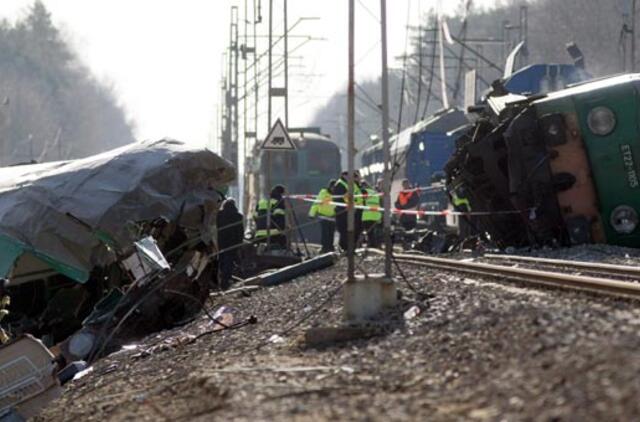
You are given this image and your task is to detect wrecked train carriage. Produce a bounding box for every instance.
[0,139,235,343]
[446,74,640,249]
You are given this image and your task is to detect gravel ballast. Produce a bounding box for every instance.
[37,245,640,421]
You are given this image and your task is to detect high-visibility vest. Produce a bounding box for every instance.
[397,190,416,207]
[362,188,382,222]
[254,198,285,238]
[451,192,471,211]
[309,188,335,218]
[335,178,364,205]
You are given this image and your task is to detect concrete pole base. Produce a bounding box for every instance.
[343,273,397,323]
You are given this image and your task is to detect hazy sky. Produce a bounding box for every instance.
[0,0,497,149]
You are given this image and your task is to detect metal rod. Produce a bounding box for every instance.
[267,0,273,130]
[266,0,273,246]
[284,0,289,126]
[413,24,424,124]
[234,5,240,199]
[633,0,637,71]
[242,0,249,214]
[380,0,392,278]
[437,14,449,109]
[347,0,355,282]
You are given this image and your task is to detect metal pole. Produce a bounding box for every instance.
[347,0,355,282]
[233,6,240,194]
[253,0,260,208]
[267,0,273,194]
[519,6,528,67]
[380,0,392,278]
[633,0,637,72]
[267,0,273,129]
[437,14,449,109]
[284,0,289,127]
[242,0,249,213]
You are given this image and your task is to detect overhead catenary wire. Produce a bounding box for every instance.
[395,0,412,134]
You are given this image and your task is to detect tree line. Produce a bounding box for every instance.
[0,1,134,165]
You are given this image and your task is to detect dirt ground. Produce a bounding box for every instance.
[37,246,640,421]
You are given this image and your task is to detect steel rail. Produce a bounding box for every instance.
[378,251,640,300]
[483,254,640,279]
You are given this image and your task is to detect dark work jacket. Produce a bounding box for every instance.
[332,177,348,206]
[395,190,420,228]
[217,202,244,251]
[332,177,363,212]
[395,190,420,210]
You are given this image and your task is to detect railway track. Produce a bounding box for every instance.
[370,250,640,300]
[482,254,640,280]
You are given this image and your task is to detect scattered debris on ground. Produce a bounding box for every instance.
[30,245,640,421]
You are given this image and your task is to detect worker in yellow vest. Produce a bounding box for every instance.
[308,180,336,253]
[332,171,364,252]
[253,185,287,248]
[361,180,382,248]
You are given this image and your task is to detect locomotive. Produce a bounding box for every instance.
[248,129,341,243]
[446,73,640,249]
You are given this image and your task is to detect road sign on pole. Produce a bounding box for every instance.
[260,118,297,151]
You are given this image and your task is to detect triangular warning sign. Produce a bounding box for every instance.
[260,118,297,151]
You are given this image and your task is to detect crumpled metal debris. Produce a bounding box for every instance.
[0,138,234,284]
[0,139,235,350]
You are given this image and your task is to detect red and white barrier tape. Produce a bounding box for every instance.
[294,196,534,217]
[285,184,445,201]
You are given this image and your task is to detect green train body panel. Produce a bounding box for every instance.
[0,234,89,283]
[533,74,640,247]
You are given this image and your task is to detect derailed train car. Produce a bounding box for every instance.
[446,74,640,249]
[0,139,235,353]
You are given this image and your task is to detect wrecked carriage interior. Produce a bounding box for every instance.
[0,139,235,361]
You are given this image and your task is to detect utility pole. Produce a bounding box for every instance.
[380,0,392,278]
[633,0,637,72]
[519,5,528,68]
[233,6,240,194]
[266,0,273,193]
[252,0,262,212]
[437,13,449,109]
[221,6,240,188]
[284,0,289,126]
[241,0,258,215]
[347,0,355,282]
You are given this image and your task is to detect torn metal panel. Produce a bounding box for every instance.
[0,139,234,284]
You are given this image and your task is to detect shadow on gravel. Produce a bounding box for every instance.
[301,301,414,350]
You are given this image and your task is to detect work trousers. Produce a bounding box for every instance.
[399,214,417,231]
[363,220,381,248]
[319,218,335,253]
[335,210,362,252]
[218,251,236,290]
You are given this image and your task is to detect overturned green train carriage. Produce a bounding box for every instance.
[447,74,640,248]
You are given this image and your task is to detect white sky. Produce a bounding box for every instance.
[0,0,497,149]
